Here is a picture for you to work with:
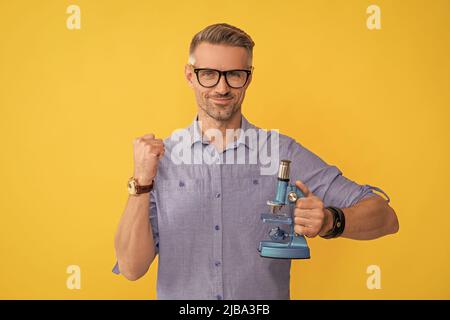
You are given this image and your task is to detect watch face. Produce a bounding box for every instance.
[128,179,137,194]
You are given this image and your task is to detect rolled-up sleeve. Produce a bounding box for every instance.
[112,189,160,275]
[287,139,390,208]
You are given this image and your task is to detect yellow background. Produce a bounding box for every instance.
[0,0,449,299]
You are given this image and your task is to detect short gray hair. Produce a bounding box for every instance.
[189,23,255,66]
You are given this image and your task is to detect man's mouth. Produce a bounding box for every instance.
[210,96,233,104]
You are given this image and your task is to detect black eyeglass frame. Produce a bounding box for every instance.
[191,65,253,89]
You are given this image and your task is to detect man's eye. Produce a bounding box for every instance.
[201,70,216,77]
[228,71,244,78]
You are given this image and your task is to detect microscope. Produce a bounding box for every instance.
[258,160,311,259]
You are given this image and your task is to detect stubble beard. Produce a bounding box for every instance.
[200,98,241,122]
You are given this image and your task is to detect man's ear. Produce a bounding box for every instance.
[184,64,194,88]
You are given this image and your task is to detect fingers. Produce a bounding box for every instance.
[148,140,165,151]
[149,145,165,157]
[294,208,323,220]
[150,142,165,155]
[134,134,166,158]
[133,134,164,146]
[133,134,163,144]
[294,224,316,238]
[295,196,324,210]
[294,216,312,227]
[141,133,155,140]
[294,202,326,238]
[294,219,323,238]
[134,138,163,146]
[295,180,311,197]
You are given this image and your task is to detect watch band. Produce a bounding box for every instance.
[128,177,154,195]
[135,182,153,194]
[321,206,346,239]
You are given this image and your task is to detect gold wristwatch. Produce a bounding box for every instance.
[127,177,153,195]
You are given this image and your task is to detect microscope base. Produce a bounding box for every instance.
[258,240,311,259]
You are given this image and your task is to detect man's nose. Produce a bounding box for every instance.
[214,74,230,94]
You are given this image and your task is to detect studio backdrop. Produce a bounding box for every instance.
[0,0,449,299]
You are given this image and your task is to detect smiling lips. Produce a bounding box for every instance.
[210,97,233,104]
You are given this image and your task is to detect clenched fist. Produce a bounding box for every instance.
[293,180,333,238]
[133,134,165,185]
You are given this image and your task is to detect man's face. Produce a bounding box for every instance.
[185,43,252,122]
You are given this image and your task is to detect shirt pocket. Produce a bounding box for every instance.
[158,178,206,231]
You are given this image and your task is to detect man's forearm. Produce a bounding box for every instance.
[114,193,156,280]
[340,194,399,240]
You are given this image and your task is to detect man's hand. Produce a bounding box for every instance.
[133,134,165,185]
[293,180,333,238]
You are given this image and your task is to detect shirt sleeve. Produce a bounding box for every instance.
[112,189,160,275]
[286,138,390,208]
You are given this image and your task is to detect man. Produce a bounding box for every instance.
[113,23,399,299]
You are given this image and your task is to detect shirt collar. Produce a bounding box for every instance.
[188,114,255,150]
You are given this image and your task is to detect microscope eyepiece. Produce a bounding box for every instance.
[278,160,291,181]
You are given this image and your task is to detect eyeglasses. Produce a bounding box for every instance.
[191,65,253,89]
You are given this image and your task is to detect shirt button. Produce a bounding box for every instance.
[215,192,221,198]
[216,295,222,300]
[215,261,221,267]
[215,225,220,231]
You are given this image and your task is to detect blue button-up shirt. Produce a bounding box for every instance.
[113,114,389,299]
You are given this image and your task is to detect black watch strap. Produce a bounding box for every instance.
[321,206,346,239]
